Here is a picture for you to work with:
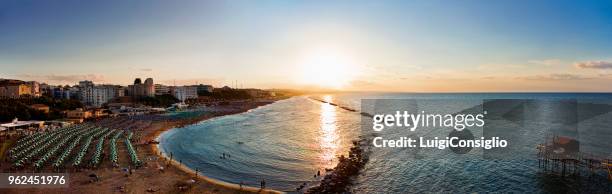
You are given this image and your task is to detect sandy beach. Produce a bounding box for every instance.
[1,99,285,194]
[147,101,284,194]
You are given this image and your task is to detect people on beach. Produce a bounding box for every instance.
[260,179,266,189]
[220,153,230,159]
[296,182,308,191]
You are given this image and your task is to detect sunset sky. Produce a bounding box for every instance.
[1,0,612,92]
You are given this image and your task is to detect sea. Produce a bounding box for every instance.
[159,93,612,193]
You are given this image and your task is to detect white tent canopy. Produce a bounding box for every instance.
[1,120,44,129]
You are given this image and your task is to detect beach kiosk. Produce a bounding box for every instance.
[0,118,45,136]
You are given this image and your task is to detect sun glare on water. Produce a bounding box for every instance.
[297,48,360,89]
[319,95,339,166]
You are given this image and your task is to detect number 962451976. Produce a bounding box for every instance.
[8,175,66,185]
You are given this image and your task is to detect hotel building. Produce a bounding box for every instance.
[128,78,155,97]
[79,80,123,107]
[172,86,198,102]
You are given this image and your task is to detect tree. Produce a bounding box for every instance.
[0,97,84,122]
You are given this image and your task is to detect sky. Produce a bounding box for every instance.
[1,0,612,92]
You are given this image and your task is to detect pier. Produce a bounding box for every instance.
[306,139,370,194]
[537,135,611,181]
[308,97,373,117]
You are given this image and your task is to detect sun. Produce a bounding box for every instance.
[296,48,359,89]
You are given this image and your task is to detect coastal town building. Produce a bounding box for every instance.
[155,84,170,95]
[144,78,155,96]
[53,86,80,100]
[0,118,44,132]
[66,108,92,121]
[93,85,123,107]
[79,80,94,104]
[172,86,198,102]
[91,86,109,107]
[79,81,123,107]
[0,80,32,98]
[39,83,51,96]
[49,85,62,98]
[128,78,143,97]
[128,78,155,97]
[25,81,41,97]
[115,86,126,97]
[195,84,214,94]
[30,104,50,114]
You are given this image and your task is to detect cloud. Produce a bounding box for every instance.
[574,61,612,69]
[127,67,153,72]
[16,74,105,84]
[477,64,525,70]
[159,78,225,86]
[528,59,561,66]
[516,73,589,81]
[598,73,612,78]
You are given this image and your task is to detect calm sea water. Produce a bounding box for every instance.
[159,93,612,193]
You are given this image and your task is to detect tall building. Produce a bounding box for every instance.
[79,80,94,88]
[79,80,94,105]
[144,78,154,97]
[91,87,109,107]
[128,77,155,97]
[128,78,144,97]
[79,81,122,107]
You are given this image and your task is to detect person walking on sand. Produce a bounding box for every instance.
[262,179,266,189]
[260,179,265,189]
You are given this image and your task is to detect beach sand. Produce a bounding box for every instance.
[0,99,285,194]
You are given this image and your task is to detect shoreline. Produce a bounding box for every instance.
[0,98,291,194]
[146,99,286,194]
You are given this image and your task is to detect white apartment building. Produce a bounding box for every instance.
[92,87,109,107]
[79,81,121,107]
[172,86,198,102]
